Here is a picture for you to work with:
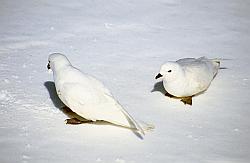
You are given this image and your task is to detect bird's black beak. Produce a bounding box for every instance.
[155,73,163,79]
[47,63,50,70]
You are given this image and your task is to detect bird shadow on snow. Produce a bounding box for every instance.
[151,81,184,98]
[44,81,143,139]
[151,81,180,100]
[151,81,178,99]
[151,81,167,95]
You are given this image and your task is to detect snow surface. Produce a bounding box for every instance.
[1,0,250,162]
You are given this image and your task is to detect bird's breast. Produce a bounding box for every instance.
[163,78,192,97]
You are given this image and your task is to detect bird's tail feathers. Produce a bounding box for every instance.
[210,58,232,61]
[120,109,145,136]
[210,58,231,69]
[104,93,149,136]
[211,58,231,63]
[219,67,228,70]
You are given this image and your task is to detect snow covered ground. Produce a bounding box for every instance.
[1,0,250,162]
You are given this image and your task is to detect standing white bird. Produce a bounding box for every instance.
[47,53,145,135]
[155,57,220,105]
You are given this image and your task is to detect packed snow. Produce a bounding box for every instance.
[0,0,250,163]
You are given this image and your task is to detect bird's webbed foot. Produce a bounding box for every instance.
[65,118,93,125]
[180,96,192,105]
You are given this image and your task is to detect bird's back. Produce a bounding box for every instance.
[177,57,219,77]
[176,57,219,95]
[54,65,109,93]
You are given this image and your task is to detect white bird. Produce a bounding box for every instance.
[47,53,145,135]
[155,57,220,105]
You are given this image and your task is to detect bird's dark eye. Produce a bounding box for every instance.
[168,70,172,73]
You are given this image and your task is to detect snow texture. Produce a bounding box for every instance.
[0,0,250,163]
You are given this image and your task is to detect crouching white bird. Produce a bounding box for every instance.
[155,57,220,105]
[47,53,146,135]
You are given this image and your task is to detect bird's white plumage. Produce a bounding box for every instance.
[48,53,144,134]
[157,57,220,97]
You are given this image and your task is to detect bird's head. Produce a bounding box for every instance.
[47,53,71,71]
[155,62,182,82]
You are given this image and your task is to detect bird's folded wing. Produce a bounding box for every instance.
[60,83,104,120]
[60,83,131,125]
[86,75,113,96]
